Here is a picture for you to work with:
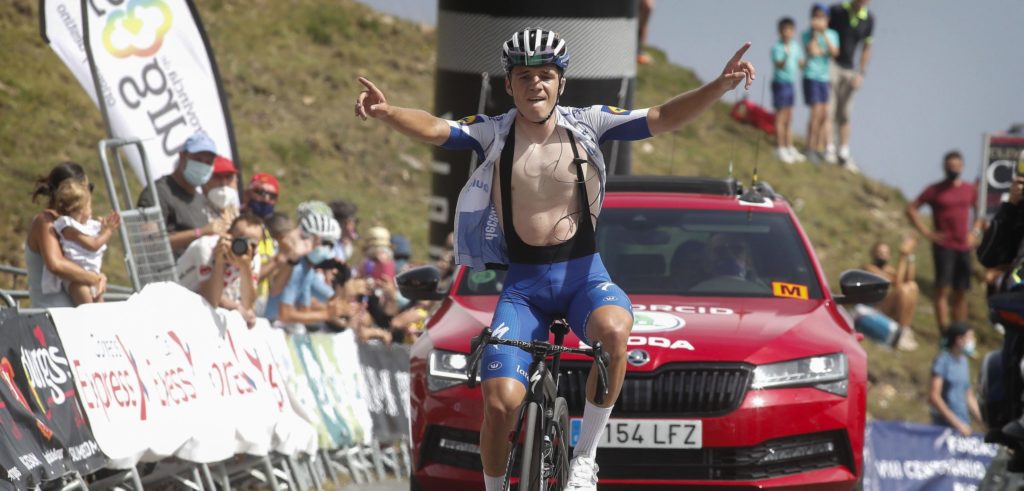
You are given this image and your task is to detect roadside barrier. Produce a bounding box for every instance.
[0,282,410,490]
[863,420,998,490]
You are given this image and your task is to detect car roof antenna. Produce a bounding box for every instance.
[739,78,767,205]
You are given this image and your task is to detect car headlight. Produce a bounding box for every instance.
[428,349,477,392]
[751,353,848,396]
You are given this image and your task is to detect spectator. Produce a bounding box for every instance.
[828,0,874,167]
[637,0,655,65]
[802,3,839,165]
[203,156,240,222]
[857,238,920,351]
[906,151,984,330]
[771,16,806,164]
[176,213,264,326]
[263,202,348,325]
[361,225,396,282]
[25,162,107,308]
[43,180,120,305]
[137,132,227,257]
[242,172,279,220]
[929,321,981,436]
[256,212,295,312]
[330,199,359,263]
[242,174,282,303]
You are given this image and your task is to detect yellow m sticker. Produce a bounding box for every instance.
[772,282,809,300]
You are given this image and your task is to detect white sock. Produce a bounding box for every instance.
[484,473,504,491]
[573,400,613,459]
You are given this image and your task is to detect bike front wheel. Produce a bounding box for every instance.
[546,397,570,490]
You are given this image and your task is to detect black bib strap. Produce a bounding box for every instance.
[498,125,598,265]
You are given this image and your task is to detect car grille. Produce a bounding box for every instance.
[421,425,854,481]
[557,362,753,417]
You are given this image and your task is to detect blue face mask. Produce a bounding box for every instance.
[183,158,214,187]
[306,245,333,266]
[248,200,275,219]
[963,340,976,357]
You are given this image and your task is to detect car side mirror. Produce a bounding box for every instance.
[397,266,447,301]
[833,269,890,305]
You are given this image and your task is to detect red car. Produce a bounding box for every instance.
[401,176,887,490]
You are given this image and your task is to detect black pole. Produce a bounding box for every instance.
[429,0,639,259]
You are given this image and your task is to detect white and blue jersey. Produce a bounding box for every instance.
[443,105,653,271]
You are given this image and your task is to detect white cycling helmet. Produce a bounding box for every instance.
[501,27,570,75]
[298,206,341,243]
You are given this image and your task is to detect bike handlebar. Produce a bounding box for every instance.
[465,326,612,404]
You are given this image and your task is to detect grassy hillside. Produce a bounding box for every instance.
[0,0,995,424]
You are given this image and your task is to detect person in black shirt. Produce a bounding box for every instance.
[828,0,874,167]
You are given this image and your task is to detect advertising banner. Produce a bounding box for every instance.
[979,134,1024,219]
[41,0,238,181]
[289,334,352,448]
[0,311,107,479]
[357,343,410,443]
[863,421,998,490]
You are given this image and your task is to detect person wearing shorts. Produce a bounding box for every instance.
[354,27,754,491]
[802,3,839,164]
[771,17,805,164]
[907,151,984,331]
[828,0,874,165]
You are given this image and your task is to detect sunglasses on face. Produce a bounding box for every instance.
[252,188,278,200]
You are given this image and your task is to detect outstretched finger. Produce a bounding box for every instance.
[356,91,368,119]
[358,76,384,99]
[730,42,752,63]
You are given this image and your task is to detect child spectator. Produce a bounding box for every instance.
[802,4,839,164]
[43,180,120,305]
[771,17,806,164]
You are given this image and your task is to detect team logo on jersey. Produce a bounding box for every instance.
[458,115,483,125]
[601,105,631,115]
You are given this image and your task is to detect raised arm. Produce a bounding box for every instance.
[355,77,450,145]
[647,43,755,136]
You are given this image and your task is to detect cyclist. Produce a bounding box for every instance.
[355,28,754,491]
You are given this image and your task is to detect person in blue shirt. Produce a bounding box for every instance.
[771,17,806,164]
[263,203,347,325]
[802,4,840,164]
[355,28,754,491]
[929,321,982,436]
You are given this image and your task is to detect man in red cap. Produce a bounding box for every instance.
[202,156,241,222]
[242,172,281,309]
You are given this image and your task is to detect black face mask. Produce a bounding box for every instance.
[944,169,961,182]
[872,257,888,268]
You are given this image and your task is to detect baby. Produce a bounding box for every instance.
[43,179,119,305]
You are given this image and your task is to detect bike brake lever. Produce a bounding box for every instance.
[593,342,610,405]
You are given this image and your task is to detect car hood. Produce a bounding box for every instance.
[430,294,853,369]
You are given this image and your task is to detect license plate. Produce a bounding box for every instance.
[570,418,702,449]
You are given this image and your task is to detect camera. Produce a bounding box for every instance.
[316,258,352,288]
[230,237,251,256]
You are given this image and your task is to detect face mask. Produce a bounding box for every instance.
[306,245,333,266]
[248,200,275,219]
[963,339,976,357]
[872,257,888,268]
[944,169,960,182]
[183,159,214,187]
[207,186,239,210]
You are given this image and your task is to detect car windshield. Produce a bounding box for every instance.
[457,208,824,299]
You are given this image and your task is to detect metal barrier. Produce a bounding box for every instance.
[97,138,178,291]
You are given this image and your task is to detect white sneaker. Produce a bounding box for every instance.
[838,145,851,163]
[774,147,795,164]
[824,144,839,164]
[842,159,860,174]
[565,456,599,491]
[788,146,807,162]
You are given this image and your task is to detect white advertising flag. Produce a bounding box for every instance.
[42,0,237,181]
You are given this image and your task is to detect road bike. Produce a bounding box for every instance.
[467,319,610,491]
